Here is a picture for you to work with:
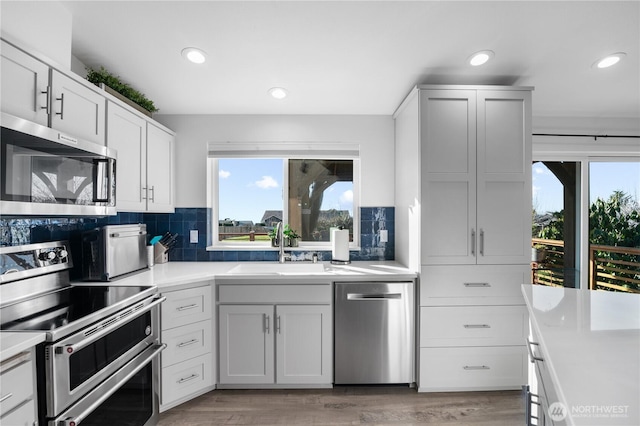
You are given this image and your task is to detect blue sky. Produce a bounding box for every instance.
[218,159,353,223]
[533,161,640,214]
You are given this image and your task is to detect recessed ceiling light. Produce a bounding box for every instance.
[181,47,207,64]
[468,50,495,66]
[593,52,626,69]
[268,87,288,100]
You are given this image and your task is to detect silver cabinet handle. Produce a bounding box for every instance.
[526,339,544,362]
[149,185,155,202]
[177,339,199,348]
[264,314,270,334]
[471,229,476,256]
[463,324,491,329]
[463,365,490,370]
[0,392,13,403]
[177,373,199,384]
[276,316,281,334]
[55,92,64,119]
[177,303,198,311]
[41,86,51,114]
[142,186,147,200]
[479,229,485,256]
[463,282,491,287]
[347,293,402,300]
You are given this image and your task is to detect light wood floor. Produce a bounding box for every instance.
[158,387,524,425]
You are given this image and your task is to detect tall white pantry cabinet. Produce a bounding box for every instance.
[394,85,532,392]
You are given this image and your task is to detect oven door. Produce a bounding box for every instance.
[46,295,165,417]
[50,342,165,426]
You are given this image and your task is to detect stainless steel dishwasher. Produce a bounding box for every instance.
[334,281,414,384]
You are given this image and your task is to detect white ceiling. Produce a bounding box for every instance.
[61,1,639,120]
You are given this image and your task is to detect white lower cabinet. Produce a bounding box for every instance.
[218,283,332,387]
[419,265,529,392]
[160,283,214,412]
[0,349,37,425]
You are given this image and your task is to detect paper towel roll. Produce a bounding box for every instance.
[331,229,350,263]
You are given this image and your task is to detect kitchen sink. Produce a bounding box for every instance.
[227,263,328,275]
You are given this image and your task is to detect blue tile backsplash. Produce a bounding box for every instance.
[0,207,394,262]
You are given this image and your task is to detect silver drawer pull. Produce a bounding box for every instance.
[0,392,13,403]
[463,282,491,287]
[463,324,491,329]
[463,365,490,370]
[177,339,199,348]
[177,373,200,384]
[526,339,544,362]
[177,303,198,311]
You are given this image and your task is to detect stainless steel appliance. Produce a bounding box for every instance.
[81,224,149,281]
[0,241,165,426]
[334,281,414,385]
[0,112,116,216]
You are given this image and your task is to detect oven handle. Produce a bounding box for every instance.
[55,296,166,356]
[55,343,166,426]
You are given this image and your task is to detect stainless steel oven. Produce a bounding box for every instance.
[0,112,116,216]
[0,241,165,426]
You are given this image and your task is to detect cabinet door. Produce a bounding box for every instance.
[146,123,174,212]
[219,305,274,384]
[50,70,105,145]
[106,102,147,212]
[420,90,477,265]
[276,305,332,385]
[476,90,532,264]
[1,40,49,125]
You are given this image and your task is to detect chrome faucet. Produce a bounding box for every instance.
[276,222,290,263]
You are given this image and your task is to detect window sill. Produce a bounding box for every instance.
[206,245,361,252]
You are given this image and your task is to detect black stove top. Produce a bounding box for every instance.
[1,285,152,332]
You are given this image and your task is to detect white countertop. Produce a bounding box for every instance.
[521,284,640,425]
[0,332,46,361]
[96,261,417,291]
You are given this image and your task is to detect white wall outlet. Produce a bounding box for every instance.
[189,230,198,244]
[379,229,388,243]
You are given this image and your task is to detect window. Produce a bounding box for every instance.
[208,143,360,249]
[532,154,639,292]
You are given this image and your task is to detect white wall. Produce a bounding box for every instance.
[0,0,72,69]
[155,114,395,208]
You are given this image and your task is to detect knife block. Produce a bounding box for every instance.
[154,243,169,264]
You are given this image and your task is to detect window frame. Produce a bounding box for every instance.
[207,142,360,251]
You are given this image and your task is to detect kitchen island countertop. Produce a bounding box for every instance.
[521,284,640,425]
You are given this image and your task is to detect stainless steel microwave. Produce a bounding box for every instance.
[0,112,117,216]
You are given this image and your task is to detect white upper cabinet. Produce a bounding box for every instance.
[1,39,106,145]
[49,70,105,145]
[419,87,532,266]
[1,40,49,125]
[106,102,174,213]
[107,101,147,211]
[146,123,175,213]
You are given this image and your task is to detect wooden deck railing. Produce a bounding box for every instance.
[589,244,640,293]
[531,239,640,293]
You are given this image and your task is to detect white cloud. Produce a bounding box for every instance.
[339,190,353,204]
[255,176,278,189]
[219,169,231,178]
[533,165,548,175]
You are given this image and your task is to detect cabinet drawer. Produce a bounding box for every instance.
[161,353,213,405]
[218,284,331,304]
[420,265,528,305]
[162,285,212,330]
[0,358,34,415]
[419,346,526,391]
[420,305,528,346]
[0,398,35,425]
[161,319,212,368]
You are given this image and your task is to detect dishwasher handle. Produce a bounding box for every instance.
[347,293,402,300]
